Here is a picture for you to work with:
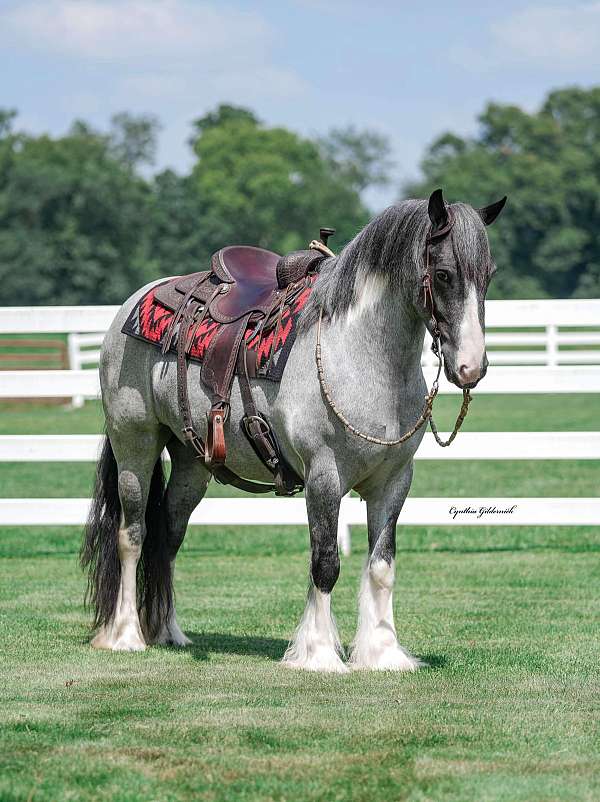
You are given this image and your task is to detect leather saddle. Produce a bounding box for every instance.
[154,245,322,321]
[153,231,335,495]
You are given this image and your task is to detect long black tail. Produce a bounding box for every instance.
[80,435,172,640]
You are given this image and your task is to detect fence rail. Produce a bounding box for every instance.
[1,497,598,529]
[2,432,600,461]
[2,299,599,332]
[2,365,600,398]
[2,301,599,399]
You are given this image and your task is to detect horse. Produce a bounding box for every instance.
[81,188,506,672]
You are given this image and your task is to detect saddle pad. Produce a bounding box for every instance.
[121,276,317,382]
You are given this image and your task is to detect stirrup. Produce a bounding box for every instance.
[205,405,227,467]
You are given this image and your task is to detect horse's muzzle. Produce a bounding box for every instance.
[446,354,489,389]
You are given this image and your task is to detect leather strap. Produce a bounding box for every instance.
[206,406,226,466]
[422,208,455,343]
[201,312,252,400]
[174,298,302,494]
[238,347,303,496]
[177,301,206,459]
[162,272,211,355]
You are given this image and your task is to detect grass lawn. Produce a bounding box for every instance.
[0,396,599,801]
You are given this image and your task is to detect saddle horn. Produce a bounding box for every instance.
[319,227,335,248]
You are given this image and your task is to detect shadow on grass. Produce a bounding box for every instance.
[184,631,288,662]
[419,653,447,669]
[181,632,448,673]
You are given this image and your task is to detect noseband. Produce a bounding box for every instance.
[314,214,472,449]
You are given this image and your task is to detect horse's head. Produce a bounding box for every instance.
[422,188,506,389]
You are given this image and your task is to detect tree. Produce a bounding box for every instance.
[0,112,155,305]
[188,105,369,258]
[147,169,208,277]
[319,125,393,193]
[0,106,392,304]
[190,104,259,139]
[109,112,161,170]
[404,87,600,299]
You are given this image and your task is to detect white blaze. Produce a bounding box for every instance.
[456,284,485,374]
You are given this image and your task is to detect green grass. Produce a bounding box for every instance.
[2,394,599,435]
[1,397,599,801]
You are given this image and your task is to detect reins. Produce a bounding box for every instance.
[313,217,472,449]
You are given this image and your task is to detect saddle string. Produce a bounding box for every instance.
[309,240,336,258]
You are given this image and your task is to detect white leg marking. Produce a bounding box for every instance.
[349,559,423,671]
[456,284,485,377]
[154,607,192,647]
[282,585,348,673]
[92,530,146,652]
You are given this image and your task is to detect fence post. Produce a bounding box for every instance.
[337,497,351,556]
[67,334,84,408]
[547,324,558,367]
[422,331,437,369]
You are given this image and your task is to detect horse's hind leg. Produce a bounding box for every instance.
[349,462,423,671]
[152,437,210,646]
[91,425,168,651]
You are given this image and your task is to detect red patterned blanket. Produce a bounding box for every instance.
[121,276,316,382]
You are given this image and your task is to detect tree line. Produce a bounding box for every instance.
[0,87,598,305]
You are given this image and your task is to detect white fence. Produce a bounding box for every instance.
[1,300,599,550]
[2,299,600,400]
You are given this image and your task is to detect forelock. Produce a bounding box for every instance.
[449,203,493,290]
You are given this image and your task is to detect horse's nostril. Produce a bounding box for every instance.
[459,364,480,384]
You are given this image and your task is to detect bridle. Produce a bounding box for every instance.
[314,213,472,448]
[422,210,455,351]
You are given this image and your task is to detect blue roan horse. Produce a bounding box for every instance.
[81,189,506,672]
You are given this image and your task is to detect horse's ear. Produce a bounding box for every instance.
[477,196,507,226]
[428,188,449,233]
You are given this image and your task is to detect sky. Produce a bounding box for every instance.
[0,0,598,208]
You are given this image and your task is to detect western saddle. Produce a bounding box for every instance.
[153,228,336,495]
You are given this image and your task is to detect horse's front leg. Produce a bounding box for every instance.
[282,462,347,673]
[350,461,424,671]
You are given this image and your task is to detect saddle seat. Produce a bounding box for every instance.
[154,245,324,323]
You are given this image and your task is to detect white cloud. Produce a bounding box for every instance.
[0,0,306,102]
[0,0,267,61]
[0,0,308,169]
[451,2,600,71]
[492,2,600,67]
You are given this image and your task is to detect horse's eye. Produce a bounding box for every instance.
[436,270,450,284]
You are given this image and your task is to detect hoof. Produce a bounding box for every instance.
[152,612,192,647]
[155,629,192,647]
[91,623,147,652]
[282,647,349,674]
[350,644,424,672]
